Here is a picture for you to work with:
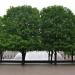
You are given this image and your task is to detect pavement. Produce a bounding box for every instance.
[0,64,75,75]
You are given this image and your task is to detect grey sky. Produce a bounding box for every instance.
[0,0,75,16]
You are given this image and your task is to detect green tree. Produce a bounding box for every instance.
[0,17,8,61]
[40,5,75,61]
[3,5,41,64]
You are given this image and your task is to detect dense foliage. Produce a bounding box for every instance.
[3,5,41,52]
[40,6,75,52]
[0,5,75,55]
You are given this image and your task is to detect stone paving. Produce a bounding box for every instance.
[0,64,75,75]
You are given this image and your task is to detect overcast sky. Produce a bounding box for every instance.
[0,0,75,16]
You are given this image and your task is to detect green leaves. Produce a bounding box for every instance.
[41,5,75,51]
[3,5,41,51]
[0,5,75,53]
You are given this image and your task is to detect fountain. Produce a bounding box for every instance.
[14,51,64,60]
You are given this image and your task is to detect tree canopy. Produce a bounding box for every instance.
[3,5,41,52]
[40,5,75,51]
[0,5,75,53]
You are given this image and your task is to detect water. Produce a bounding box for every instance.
[14,51,64,60]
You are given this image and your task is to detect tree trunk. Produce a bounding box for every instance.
[22,51,26,65]
[51,50,53,64]
[71,50,73,63]
[0,51,3,62]
[54,50,57,65]
[48,51,50,61]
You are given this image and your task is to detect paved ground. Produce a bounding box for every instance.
[0,64,75,75]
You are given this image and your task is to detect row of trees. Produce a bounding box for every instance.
[0,5,75,64]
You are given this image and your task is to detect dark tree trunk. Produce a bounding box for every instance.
[22,50,26,65]
[71,50,73,63]
[51,50,53,64]
[48,51,50,61]
[0,51,3,62]
[54,50,57,65]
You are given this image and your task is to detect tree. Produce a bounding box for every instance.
[0,17,8,61]
[40,5,75,62]
[3,5,41,64]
